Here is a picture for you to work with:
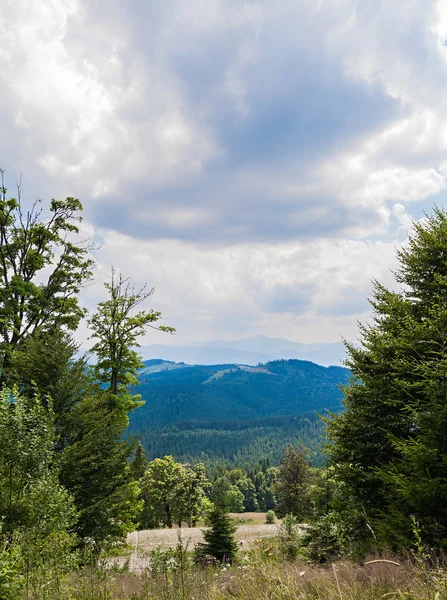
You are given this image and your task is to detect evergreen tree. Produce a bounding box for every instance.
[327,206,447,550]
[7,328,90,449]
[130,442,148,481]
[274,445,311,519]
[196,507,238,563]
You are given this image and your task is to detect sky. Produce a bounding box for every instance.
[1,0,447,348]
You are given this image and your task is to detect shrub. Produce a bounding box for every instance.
[265,510,276,524]
[277,513,301,560]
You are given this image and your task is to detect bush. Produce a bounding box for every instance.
[265,510,276,524]
[0,532,23,600]
[277,513,301,560]
[300,509,372,563]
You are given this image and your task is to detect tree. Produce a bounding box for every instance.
[139,456,183,528]
[61,272,173,542]
[0,172,93,387]
[210,477,245,513]
[274,445,311,519]
[88,269,174,404]
[130,442,148,481]
[327,207,447,550]
[60,393,141,541]
[6,327,91,449]
[196,507,238,564]
[0,387,76,535]
[174,463,210,527]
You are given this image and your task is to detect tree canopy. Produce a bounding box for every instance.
[0,172,94,387]
[327,206,447,550]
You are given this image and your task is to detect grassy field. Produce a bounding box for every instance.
[112,512,282,571]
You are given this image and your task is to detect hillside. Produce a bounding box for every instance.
[129,358,350,467]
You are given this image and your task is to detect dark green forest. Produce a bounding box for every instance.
[134,414,326,468]
[128,359,349,467]
[131,359,349,427]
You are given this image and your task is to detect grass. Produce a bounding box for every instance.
[56,553,447,599]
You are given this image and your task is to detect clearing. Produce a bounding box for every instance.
[110,513,282,572]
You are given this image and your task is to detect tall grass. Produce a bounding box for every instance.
[5,548,447,599]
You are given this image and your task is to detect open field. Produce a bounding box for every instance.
[129,522,278,553]
[111,513,283,571]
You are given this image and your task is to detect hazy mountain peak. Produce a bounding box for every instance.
[140,335,346,367]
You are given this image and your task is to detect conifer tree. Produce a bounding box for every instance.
[328,207,447,550]
[274,445,311,519]
[196,507,238,563]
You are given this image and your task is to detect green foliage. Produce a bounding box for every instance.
[61,271,173,543]
[130,360,348,429]
[327,205,447,552]
[274,445,312,520]
[0,530,23,600]
[134,414,327,471]
[130,442,148,481]
[265,510,276,524]
[140,456,184,529]
[174,462,210,527]
[0,174,93,387]
[0,387,76,534]
[88,269,174,402]
[196,507,238,564]
[277,513,301,560]
[61,393,142,542]
[7,328,91,448]
[140,457,210,528]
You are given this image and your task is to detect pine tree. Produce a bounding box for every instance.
[327,207,447,550]
[130,443,148,481]
[196,507,238,564]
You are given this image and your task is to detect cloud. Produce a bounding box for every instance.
[1,0,447,345]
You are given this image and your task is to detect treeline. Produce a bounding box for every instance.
[134,414,327,469]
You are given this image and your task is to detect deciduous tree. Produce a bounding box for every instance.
[0,172,93,387]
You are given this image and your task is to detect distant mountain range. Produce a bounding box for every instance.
[139,334,347,367]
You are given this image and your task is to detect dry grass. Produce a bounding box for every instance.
[111,516,282,572]
[100,553,447,600]
[127,514,280,554]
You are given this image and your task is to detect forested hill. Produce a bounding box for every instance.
[128,359,350,468]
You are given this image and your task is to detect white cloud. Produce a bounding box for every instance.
[2,0,447,345]
[76,226,401,346]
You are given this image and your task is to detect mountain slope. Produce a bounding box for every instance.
[128,359,349,467]
[130,359,349,429]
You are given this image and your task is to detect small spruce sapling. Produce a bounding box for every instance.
[196,507,238,564]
